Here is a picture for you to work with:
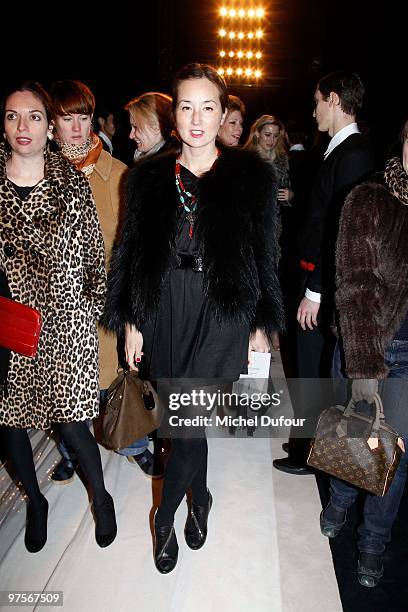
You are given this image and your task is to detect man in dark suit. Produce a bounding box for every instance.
[274,71,374,474]
[94,106,116,155]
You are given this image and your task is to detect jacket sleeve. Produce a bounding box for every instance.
[79,174,107,319]
[305,146,374,295]
[335,185,388,378]
[251,163,285,341]
[101,167,140,333]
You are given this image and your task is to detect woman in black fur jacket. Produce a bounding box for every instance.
[104,64,284,574]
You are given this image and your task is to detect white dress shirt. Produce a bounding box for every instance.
[324,122,360,160]
[99,131,113,155]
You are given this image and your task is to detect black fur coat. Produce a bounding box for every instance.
[103,147,284,343]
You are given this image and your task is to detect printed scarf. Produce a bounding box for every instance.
[56,132,102,177]
[384,156,408,205]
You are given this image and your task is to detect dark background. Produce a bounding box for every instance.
[2,0,405,165]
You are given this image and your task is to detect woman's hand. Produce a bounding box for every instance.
[351,379,378,404]
[125,324,143,371]
[248,328,270,365]
[277,188,294,203]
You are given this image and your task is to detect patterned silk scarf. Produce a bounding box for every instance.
[384,156,408,205]
[56,132,103,177]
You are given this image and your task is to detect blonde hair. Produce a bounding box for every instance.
[125,92,173,140]
[245,114,288,159]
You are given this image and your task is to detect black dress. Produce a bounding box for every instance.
[140,165,250,382]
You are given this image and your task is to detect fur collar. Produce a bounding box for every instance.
[384,156,408,205]
[104,146,284,339]
[0,142,82,188]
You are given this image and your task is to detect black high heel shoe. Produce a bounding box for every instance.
[184,490,213,550]
[154,511,179,574]
[25,494,48,553]
[93,492,117,548]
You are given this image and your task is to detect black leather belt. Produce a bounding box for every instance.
[175,253,203,272]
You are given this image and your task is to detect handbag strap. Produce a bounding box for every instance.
[336,392,384,438]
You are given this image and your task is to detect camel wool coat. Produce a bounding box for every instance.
[89,149,127,389]
[0,145,106,429]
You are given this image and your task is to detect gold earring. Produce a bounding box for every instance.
[47,129,54,141]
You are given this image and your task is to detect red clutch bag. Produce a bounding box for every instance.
[0,296,42,357]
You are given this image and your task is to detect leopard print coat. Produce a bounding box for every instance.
[0,144,106,429]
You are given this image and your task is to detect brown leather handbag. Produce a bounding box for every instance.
[307,393,405,496]
[102,369,162,451]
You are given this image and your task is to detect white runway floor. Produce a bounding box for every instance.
[0,357,342,612]
[0,436,342,612]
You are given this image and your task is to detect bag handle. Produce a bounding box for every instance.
[336,392,384,438]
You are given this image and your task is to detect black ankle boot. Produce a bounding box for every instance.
[25,494,48,553]
[93,492,117,548]
[320,501,347,538]
[184,490,213,550]
[154,511,178,574]
[51,457,77,485]
[357,552,384,588]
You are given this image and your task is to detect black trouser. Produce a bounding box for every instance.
[288,324,336,465]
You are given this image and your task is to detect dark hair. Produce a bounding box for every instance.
[94,105,114,133]
[49,79,95,117]
[95,105,114,122]
[172,63,228,114]
[317,71,364,116]
[1,80,53,127]
[125,92,173,141]
[401,119,408,144]
[286,121,308,147]
[228,95,245,116]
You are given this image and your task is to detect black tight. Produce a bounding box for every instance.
[156,437,209,525]
[1,427,42,507]
[57,421,106,505]
[1,421,107,506]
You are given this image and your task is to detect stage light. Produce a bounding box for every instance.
[215,4,267,83]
